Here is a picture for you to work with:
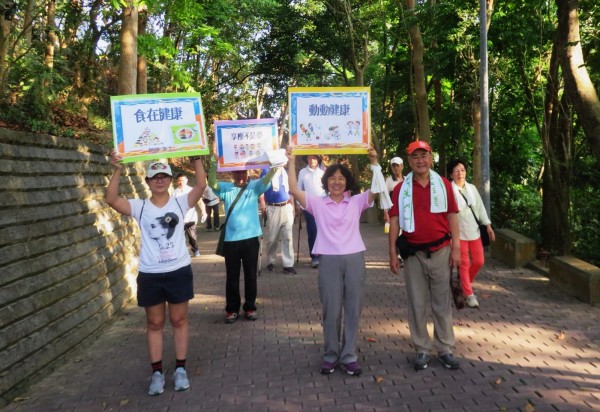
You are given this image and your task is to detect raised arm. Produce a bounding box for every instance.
[187,157,207,208]
[285,146,306,208]
[207,152,219,191]
[105,152,132,216]
[261,166,279,186]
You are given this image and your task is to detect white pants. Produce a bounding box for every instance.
[265,203,295,267]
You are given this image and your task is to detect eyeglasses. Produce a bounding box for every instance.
[148,174,171,182]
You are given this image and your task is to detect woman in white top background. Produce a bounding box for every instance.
[447,158,495,308]
[297,155,326,268]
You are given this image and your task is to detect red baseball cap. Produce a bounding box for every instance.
[407,140,432,155]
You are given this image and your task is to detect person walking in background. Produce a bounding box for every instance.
[106,155,206,395]
[202,185,220,231]
[174,174,207,257]
[388,140,462,372]
[383,156,404,224]
[260,167,296,274]
[447,159,495,308]
[208,156,279,324]
[287,146,381,377]
[297,155,326,268]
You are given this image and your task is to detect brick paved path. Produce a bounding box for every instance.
[3,221,600,411]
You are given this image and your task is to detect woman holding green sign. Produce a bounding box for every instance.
[106,153,206,396]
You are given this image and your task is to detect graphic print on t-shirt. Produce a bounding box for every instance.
[148,212,179,264]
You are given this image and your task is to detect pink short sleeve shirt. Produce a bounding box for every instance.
[305,191,373,255]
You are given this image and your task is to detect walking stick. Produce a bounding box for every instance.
[296,212,302,263]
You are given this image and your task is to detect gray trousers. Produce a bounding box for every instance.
[318,252,365,365]
[404,246,455,355]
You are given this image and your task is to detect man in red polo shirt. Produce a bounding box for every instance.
[388,140,461,371]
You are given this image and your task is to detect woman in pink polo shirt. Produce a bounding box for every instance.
[287,146,380,377]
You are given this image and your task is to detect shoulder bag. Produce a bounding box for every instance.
[215,184,248,256]
[458,190,490,247]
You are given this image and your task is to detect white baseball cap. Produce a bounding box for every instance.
[390,157,403,166]
[146,161,172,178]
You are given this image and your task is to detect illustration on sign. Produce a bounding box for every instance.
[289,87,370,155]
[111,93,209,163]
[215,119,279,171]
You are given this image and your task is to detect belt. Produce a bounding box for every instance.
[267,201,289,207]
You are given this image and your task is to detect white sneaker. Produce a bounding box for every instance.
[148,371,165,395]
[466,294,479,308]
[173,367,190,391]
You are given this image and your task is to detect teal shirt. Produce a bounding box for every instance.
[216,179,271,241]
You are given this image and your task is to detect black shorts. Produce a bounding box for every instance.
[137,265,194,307]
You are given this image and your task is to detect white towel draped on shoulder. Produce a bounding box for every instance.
[397,170,448,233]
[370,164,392,209]
[270,167,289,192]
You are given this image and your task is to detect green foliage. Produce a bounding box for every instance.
[569,150,600,265]
[0,0,598,263]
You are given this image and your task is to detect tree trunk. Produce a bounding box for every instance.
[118,4,138,95]
[23,0,36,47]
[471,0,494,190]
[404,0,430,142]
[0,15,11,98]
[44,0,57,69]
[472,97,482,187]
[540,38,573,256]
[556,0,600,168]
[136,7,148,94]
[334,0,370,176]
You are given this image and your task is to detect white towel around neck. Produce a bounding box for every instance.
[397,170,448,233]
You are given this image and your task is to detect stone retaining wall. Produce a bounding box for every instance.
[0,129,147,404]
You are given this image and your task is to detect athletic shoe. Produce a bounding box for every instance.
[225,312,238,324]
[148,371,165,396]
[283,267,297,274]
[466,294,479,308]
[173,367,190,391]
[266,263,275,272]
[310,258,319,268]
[193,251,201,257]
[439,353,461,370]
[245,310,258,321]
[320,360,336,375]
[341,362,362,376]
[413,353,430,371]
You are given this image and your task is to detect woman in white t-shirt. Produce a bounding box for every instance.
[297,155,326,268]
[106,155,206,396]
